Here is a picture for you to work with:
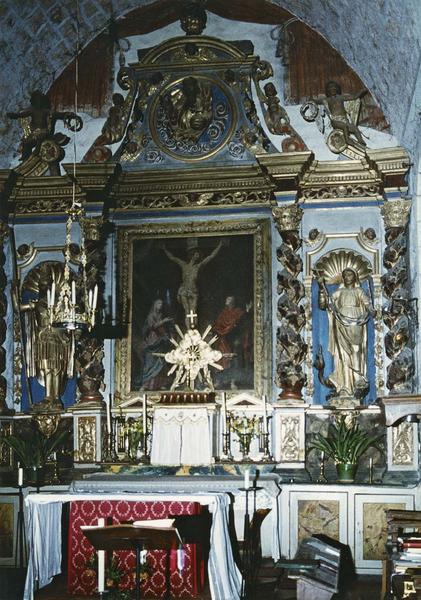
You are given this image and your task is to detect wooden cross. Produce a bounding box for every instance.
[186,309,197,327]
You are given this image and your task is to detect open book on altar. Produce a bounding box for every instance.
[133,518,175,529]
[81,518,175,531]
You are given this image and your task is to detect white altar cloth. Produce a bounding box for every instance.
[150,407,212,465]
[23,491,241,600]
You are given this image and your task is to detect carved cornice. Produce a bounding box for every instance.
[9,164,119,218]
[62,163,120,199]
[366,147,410,188]
[256,152,314,190]
[114,164,275,210]
[9,175,78,216]
[380,395,421,426]
[299,158,382,202]
[298,148,410,202]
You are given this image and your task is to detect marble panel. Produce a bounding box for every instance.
[362,502,405,560]
[297,499,339,545]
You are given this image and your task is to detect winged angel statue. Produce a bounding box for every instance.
[301,80,368,156]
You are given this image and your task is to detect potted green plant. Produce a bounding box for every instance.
[1,420,71,485]
[311,415,383,483]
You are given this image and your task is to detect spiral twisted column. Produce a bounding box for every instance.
[273,205,307,401]
[380,198,414,394]
[74,216,107,407]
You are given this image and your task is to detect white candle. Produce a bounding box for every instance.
[51,282,55,306]
[71,280,76,305]
[88,289,93,309]
[263,395,268,434]
[244,468,250,489]
[221,393,227,435]
[369,457,373,469]
[106,395,112,434]
[321,451,325,463]
[93,284,98,310]
[47,288,51,307]
[142,394,147,434]
[18,464,23,487]
[97,518,105,593]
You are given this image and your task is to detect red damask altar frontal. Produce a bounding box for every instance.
[68,499,204,598]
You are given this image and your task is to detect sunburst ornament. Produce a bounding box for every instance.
[157,314,223,391]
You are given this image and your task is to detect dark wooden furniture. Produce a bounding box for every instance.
[383,509,421,600]
[276,534,356,600]
[82,523,181,600]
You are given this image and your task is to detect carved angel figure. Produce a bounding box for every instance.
[301,81,367,154]
[7,90,82,173]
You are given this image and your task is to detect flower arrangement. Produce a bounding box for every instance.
[229,414,260,437]
[122,418,144,460]
[229,414,261,458]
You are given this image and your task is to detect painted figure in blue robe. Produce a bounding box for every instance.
[139,299,173,390]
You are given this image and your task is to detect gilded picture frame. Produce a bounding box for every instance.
[116,219,271,402]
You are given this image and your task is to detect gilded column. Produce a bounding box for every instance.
[74,216,107,408]
[273,205,307,401]
[380,198,414,394]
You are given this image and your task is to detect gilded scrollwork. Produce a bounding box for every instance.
[302,184,379,200]
[119,189,271,210]
[0,421,12,466]
[77,416,97,462]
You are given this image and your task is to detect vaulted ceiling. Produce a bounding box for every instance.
[1,0,419,168]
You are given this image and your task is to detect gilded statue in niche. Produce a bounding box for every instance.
[313,251,375,404]
[318,268,373,396]
[21,262,74,408]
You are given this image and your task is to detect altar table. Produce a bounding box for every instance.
[68,498,202,597]
[23,492,241,600]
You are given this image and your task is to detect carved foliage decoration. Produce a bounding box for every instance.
[279,415,301,462]
[380,199,414,394]
[77,416,97,462]
[273,205,307,400]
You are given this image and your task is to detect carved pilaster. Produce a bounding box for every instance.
[380,199,414,394]
[74,217,107,409]
[273,205,307,401]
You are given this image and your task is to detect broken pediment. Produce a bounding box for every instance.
[83,7,305,170]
